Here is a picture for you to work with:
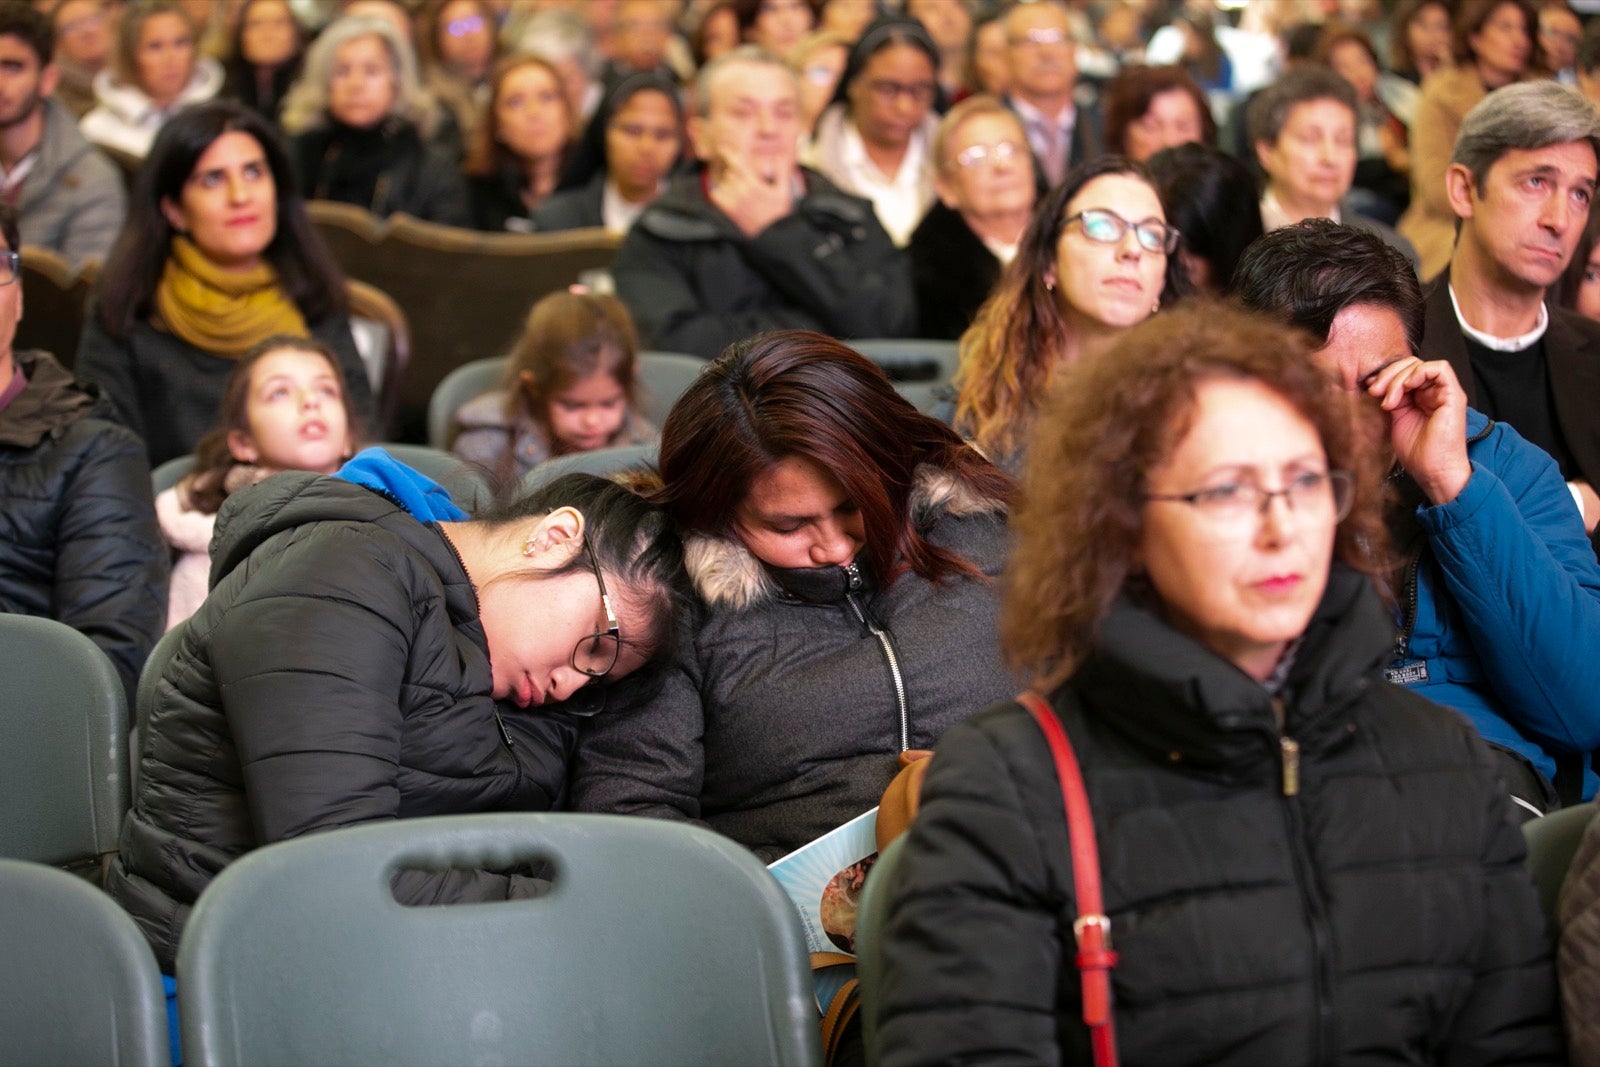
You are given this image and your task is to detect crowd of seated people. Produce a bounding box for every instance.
[9,0,1600,1063]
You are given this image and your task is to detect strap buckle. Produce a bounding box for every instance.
[1072,912,1112,946]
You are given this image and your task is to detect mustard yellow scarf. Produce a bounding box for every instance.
[154,237,307,358]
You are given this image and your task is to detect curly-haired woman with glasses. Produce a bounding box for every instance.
[953,155,1187,471]
[872,302,1562,1065]
[109,469,691,975]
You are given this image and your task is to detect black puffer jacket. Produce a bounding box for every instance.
[290,117,470,226]
[107,474,579,971]
[571,466,1011,860]
[875,567,1563,1066]
[0,351,166,704]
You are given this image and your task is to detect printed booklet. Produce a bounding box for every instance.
[768,807,879,1014]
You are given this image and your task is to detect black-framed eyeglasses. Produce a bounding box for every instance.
[1065,208,1180,255]
[0,251,19,287]
[570,533,621,679]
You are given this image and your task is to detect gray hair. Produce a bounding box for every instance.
[279,15,435,136]
[693,44,799,119]
[1451,81,1600,191]
[1246,66,1357,148]
[516,9,599,78]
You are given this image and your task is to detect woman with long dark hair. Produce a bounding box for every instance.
[220,0,305,121]
[571,330,1015,861]
[75,100,372,467]
[464,54,579,232]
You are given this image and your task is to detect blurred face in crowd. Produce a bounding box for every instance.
[690,58,800,185]
[750,0,814,56]
[1539,6,1581,72]
[1138,377,1339,683]
[794,40,846,132]
[818,0,875,42]
[699,5,740,63]
[1404,0,1452,74]
[328,34,397,129]
[436,0,494,82]
[1469,1,1532,87]
[1448,140,1598,293]
[936,109,1034,226]
[135,11,195,107]
[1326,38,1378,103]
[161,131,278,271]
[0,32,57,129]
[613,0,672,73]
[1123,87,1205,163]
[605,87,680,201]
[240,0,299,68]
[848,42,937,153]
[1257,97,1356,219]
[52,0,113,71]
[734,454,865,570]
[971,18,1008,96]
[1052,172,1169,333]
[1004,2,1075,108]
[496,61,570,164]
[907,0,971,55]
[1577,241,1600,322]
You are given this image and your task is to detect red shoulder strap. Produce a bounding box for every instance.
[1016,690,1120,1067]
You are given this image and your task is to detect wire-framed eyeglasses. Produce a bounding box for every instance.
[570,533,621,679]
[1144,470,1355,535]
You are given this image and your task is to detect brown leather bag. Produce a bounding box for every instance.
[874,748,934,851]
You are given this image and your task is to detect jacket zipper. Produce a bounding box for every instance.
[842,561,910,752]
[1274,703,1333,1065]
[1393,552,1422,660]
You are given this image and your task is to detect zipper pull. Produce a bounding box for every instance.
[842,561,863,592]
[493,708,514,750]
[1280,737,1300,796]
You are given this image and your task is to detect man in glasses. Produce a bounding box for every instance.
[999,0,1099,191]
[0,198,166,708]
[1236,219,1600,820]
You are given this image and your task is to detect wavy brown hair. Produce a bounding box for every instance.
[954,155,1188,462]
[463,53,576,179]
[1002,301,1390,690]
[1101,64,1217,158]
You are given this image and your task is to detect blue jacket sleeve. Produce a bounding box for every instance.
[1418,423,1600,752]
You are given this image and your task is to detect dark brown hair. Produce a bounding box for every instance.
[656,330,1014,588]
[1453,0,1536,67]
[463,53,576,179]
[1003,300,1389,688]
[1101,65,1216,158]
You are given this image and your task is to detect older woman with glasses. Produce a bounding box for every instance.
[953,155,1186,471]
[872,302,1563,1066]
[108,467,691,976]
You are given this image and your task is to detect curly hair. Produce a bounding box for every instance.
[1002,300,1390,689]
[954,155,1188,462]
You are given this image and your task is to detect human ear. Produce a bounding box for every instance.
[227,429,259,464]
[933,168,959,210]
[519,506,586,563]
[686,113,715,164]
[1252,138,1275,178]
[39,63,59,99]
[1444,163,1477,221]
[160,195,186,234]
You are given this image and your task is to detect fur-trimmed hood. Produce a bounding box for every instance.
[685,463,1006,612]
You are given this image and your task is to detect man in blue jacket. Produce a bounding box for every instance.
[1236,219,1600,818]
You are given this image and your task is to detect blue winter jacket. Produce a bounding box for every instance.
[1394,407,1600,798]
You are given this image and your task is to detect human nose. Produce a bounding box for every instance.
[1541,190,1573,233]
[549,667,588,704]
[808,520,856,566]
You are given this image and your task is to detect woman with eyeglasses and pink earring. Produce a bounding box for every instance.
[953,155,1187,472]
[108,470,691,977]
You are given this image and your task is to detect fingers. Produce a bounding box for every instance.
[1365,357,1463,412]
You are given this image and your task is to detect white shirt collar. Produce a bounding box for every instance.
[601,177,656,235]
[1448,283,1549,351]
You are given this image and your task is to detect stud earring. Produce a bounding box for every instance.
[1151,301,1160,314]
[522,539,538,557]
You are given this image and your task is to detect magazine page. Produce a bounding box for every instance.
[768,807,879,1014]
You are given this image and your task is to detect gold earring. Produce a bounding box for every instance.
[522,539,538,557]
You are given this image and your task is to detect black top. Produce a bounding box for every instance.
[1463,332,1579,478]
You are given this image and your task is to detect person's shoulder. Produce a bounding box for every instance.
[1549,305,1600,348]
[629,171,721,243]
[453,389,513,430]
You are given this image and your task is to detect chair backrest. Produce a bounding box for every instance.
[150,454,197,496]
[1523,800,1596,936]
[0,615,128,870]
[17,246,97,371]
[520,441,659,492]
[853,832,908,1063]
[636,351,705,427]
[427,356,506,449]
[178,813,822,1067]
[380,441,492,511]
[307,203,622,440]
[346,278,412,440]
[0,858,168,1067]
[850,339,961,386]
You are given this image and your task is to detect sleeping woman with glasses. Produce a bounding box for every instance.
[953,155,1188,472]
[108,466,691,976]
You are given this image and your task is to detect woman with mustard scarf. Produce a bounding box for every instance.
[76,100,372,467]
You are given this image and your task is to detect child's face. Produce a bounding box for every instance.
[229,348,352,474]
[539,370,628,453]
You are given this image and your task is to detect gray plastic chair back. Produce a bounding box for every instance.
[380,442,492,511]
[150,454,197,496]
[0,858,168,1067]
[850,339,961,386]
[0,615,128,869]
[636,351,705,426]
[1523,800,1596,936]
[853,833,907,1065]
[521,441,660,492]
[427,356,507,449]
[178,813,822,1067]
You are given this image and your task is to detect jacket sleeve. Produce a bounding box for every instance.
[208,525,542,902]
[1437,736,1565,1064]
[1558,809,1600,1066]
[1418,431,1600,753]
[567,652,707,824]
[56,153,128,266]
[53,420,168,706]
[875,712,1066,1067]
[73,311,145,443]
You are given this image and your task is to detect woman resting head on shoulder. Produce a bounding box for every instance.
[872,302,1563,1065]
[955,155,1186,472]
[159,335,362,630]
[75,99,373,468]
[571,330,1017,861]
[110,467,692,973]
[451,290,656,483]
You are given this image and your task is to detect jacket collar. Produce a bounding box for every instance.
[634,164,872,244]
[685,463,1006,611]
[0,351,94,447]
